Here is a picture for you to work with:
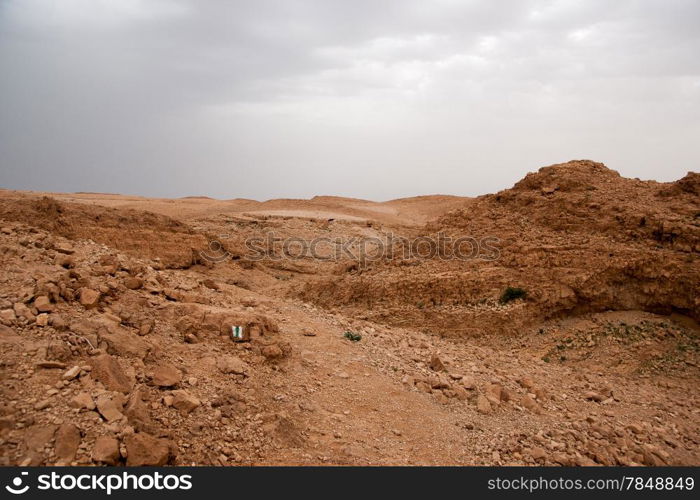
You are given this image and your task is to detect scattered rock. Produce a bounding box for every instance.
[92,436,120,465]
[54,423,81,465]
[69,392,96,411]
[476,394,492,414]
[151,364,182,387]
[14,302,34,321]
[453,385,470,401]
[261,343,284,360]
[124,277,144,290]
[518,376,535,389]
[36,361,67,369]
[89,354,134,393]
[124,432,172,466]
[461,376,476,390]
[584,391,604,402]
[34,399,51,411]
[0,309,16,323]
[171,390,201,414]
[123,389,154,432]
[78,288,101,309]
[62,366,81,380]
[54,241,75,255]
[217,356,249,376]
[485,383,503,405]
[25,424,57,453]
[520,394,543,414]
[429,354,446,372]
[33,296,53,313]
[95,393,125,422]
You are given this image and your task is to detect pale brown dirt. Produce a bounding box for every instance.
[0,160,698,466]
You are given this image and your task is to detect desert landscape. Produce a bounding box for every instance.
[0,159,697,467]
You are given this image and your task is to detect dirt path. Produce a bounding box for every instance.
[260,306,468,464]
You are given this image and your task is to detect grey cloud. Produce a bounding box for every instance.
[0,0,698,200]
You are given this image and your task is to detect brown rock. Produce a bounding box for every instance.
[124,432,172,466]
[501,387,515,402]
[575,455,599,466]
[137,318,155,336]
[124,277,144,290]
[552,452,573,466]
[261,343,284,360]
[518,376,535,389]
[520,394,543,414]
[171,390,201,414]
[33,296,53,313]
[476,394,492,414]
[14,302,34,321]
[25,424,57,452]
[0,308,16,323]
[49,313,67,330]
[79,288,101,309]
[95,393,124,422]
[98,323,149,358]
[89,354,134,393]
[217,356,249,376]
[0,323,18,341]
[415,381,431,393]
[62,366,81,380]
[461,376,476,390]
[201,279,219,290]
[584,391,604,402]
[429,374,451,389]
[485,383,503,404]
[124,389,154,432]
[92,436,120,465]
[36,361,67,369]
[641,444,669,466]
[0,416,14,431]
[626,423,644,435]
[453,385,470,401]
[69,392,95,411]
[54,241,75,255]
[151,364,181,387]
[34,399,51,410]
[54,423,81,465]
[530,447,547,461]
[429,354,446,372]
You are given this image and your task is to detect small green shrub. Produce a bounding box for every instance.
[499,286,527,304]
[344,331,362,342]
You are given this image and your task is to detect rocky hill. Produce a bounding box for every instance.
[0,160,698,466]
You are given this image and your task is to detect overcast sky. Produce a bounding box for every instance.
[1,0,698,200]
